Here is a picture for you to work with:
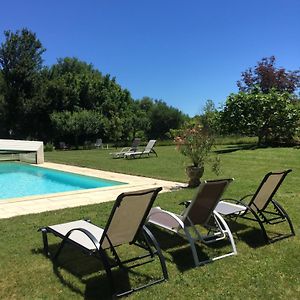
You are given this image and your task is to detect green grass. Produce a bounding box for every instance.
[1,146,299,299]
[215,135,258,145]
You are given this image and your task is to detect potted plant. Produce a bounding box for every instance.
[173,122,220,187]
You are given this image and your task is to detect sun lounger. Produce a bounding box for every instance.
[110,138,141,158]
[215,170,295,243]
[59,142,68,150]
[124,140,157,159]
[94,138,103,149]
[39,187,168,297]
[147,179,236,267]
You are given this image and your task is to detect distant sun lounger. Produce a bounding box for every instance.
[124,140,157,159]
[110,138,141,158]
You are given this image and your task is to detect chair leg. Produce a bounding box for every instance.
[213,212,237,256]
[41,228,50,257]
[272,200,295,237]
[183,227,201,266]
[246,207,270,243]
[96,248,116,296]
[143,226,169,280]
[54,237,69,260]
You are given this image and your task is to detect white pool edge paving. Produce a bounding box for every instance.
[0,162,185,219]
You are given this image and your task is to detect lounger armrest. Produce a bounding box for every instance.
[239,194,254,202]
[64,227,101,250]
[147,207,185,230]
[222,196,252,206]
[109,147,128,155]
[121,147,131,152]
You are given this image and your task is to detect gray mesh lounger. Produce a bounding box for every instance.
[215,170,295,243]
[124,140,157,159]
[39,187,168,298]
[147,179,237,267]
[110,138,141,158]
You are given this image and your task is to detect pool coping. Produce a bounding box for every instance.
[0,162,185,219]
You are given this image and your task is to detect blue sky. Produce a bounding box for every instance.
[1,0,299,116]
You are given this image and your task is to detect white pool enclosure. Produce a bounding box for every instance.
[0,139,44,164]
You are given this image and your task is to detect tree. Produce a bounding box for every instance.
[50,110,104,148]
[0,28,46,138]
[46,57,104,112]
[46,58,138,143]
[137,98,187,140]
[0,72,5,136]
[200,99,220,134]
[237,56,300,94]
[130,101,151,140]
[220,90,300,145]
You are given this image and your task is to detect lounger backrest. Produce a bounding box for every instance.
[145,140,156,152]
[131,138,141,150]
[249,170,291,211]
[100,187,162,248]
[182,179,233,226]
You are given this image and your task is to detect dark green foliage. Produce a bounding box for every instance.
[0,28,46,138]
[0,72,5,136]
[222,57,300,146]
[47,57,107,112]
[0,29,186,144]
[45,57,139,145]
[200,99,221,134]
[220,91,300,145]
[137,97,187,140]
[50,110,105,148]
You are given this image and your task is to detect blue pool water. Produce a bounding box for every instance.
[0,162,125,199]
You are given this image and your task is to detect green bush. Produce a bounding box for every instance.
[44,142,54,152]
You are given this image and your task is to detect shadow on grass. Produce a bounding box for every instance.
[148,226,234,272]
[224,218,294,248]
[214,144,258,154]
[124,156,158,160]
[222,218,267,248]
[33,243,160,300]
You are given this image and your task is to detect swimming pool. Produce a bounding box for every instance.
[0,162,125,199]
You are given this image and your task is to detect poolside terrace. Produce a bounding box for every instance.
[0,162,184,219]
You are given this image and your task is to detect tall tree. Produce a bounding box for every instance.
[0,28,46,138]
[220,91,299,145]
[138,98,187,140]
[237,56,300,94]
[200,99,220,133]
[50,110,104,148]
[46,57,104,112]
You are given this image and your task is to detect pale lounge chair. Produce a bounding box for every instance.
[59,142,68,150]
[110,138,141,158]
[124,139,157,159]
[147,179,237,267]
[215,170,295,243]
[39,187,168,298]
[94,138,103,149]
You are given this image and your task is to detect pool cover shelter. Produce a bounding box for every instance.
[0,139,44,164]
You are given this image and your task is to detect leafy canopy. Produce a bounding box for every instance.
[220,90,300,145]
[237,56,300,94]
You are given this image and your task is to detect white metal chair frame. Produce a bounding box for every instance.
[147,179,237,267]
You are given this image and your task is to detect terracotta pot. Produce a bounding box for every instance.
[186,166,204,187]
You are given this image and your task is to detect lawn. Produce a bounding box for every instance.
[0,145,299,299]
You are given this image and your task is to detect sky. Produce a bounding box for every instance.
[0,0,300,116]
